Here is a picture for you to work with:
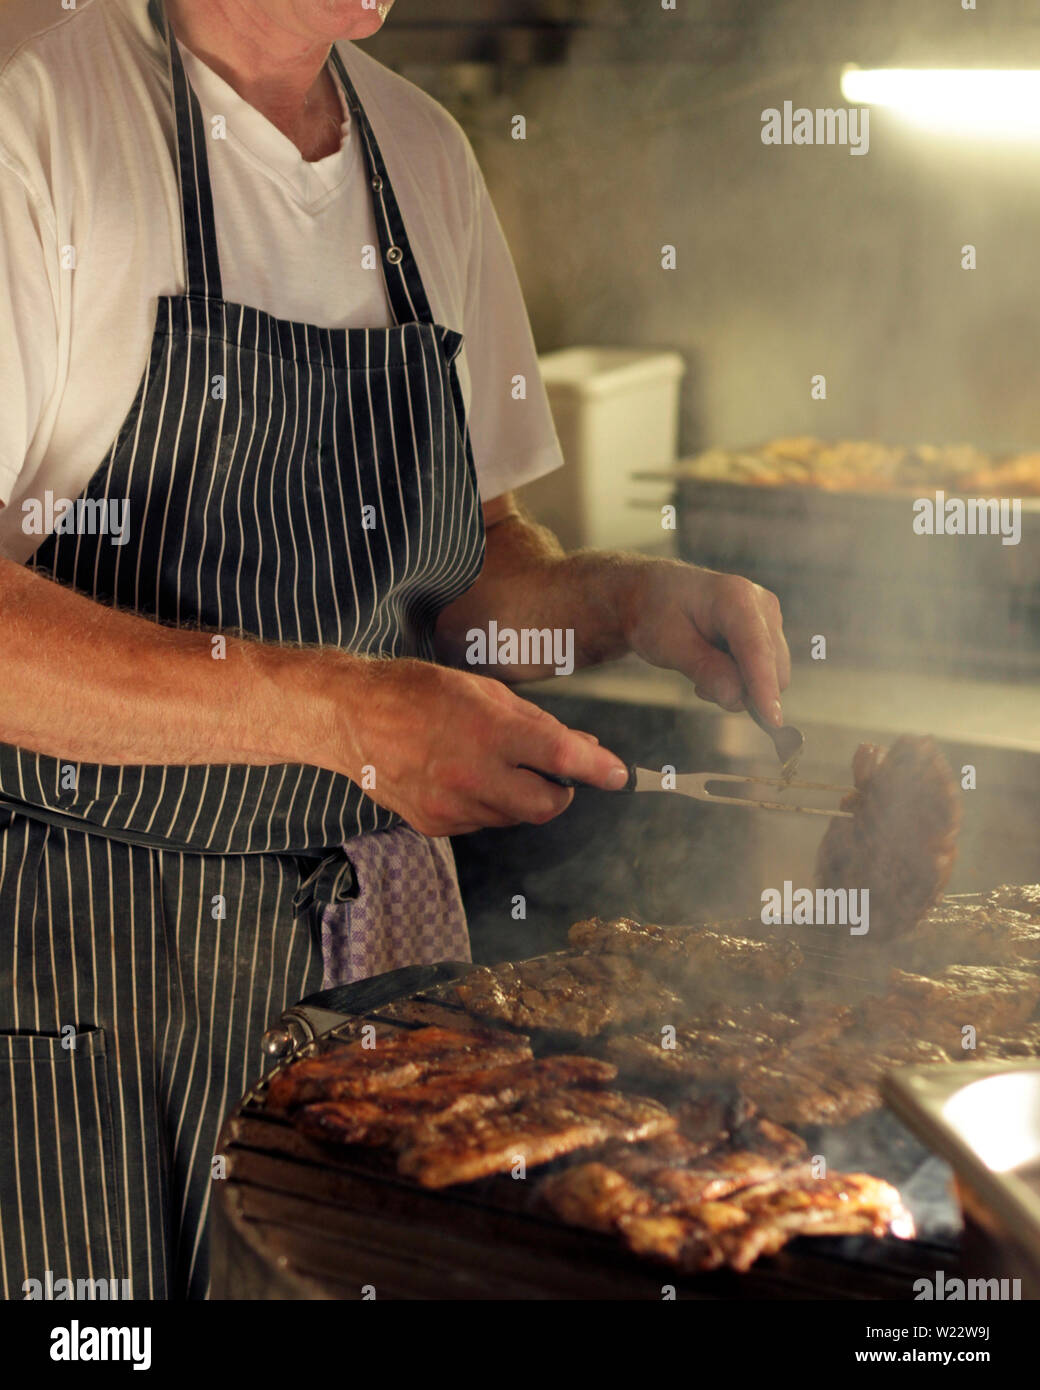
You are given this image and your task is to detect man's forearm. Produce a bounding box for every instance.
[0,555,344,770]
[434,506,653,681]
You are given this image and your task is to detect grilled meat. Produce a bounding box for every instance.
[737,1033,950,1126]
[537,1112,900,1274]
[568,917,803,990]
[539,1114,808,1230]
[672,1089,757,1153]
[294,1055,617,1147]
[736,1063,876,1127]
[396,1088,676,1188]
[895,903,1040,971]
[452,953,683,1037]
[734,1116,811,1165]
[985,885,1040,922]
[815,736,961,939]
[966,1023,1040,1060]
[265,1025,531,1113]
[857,965,1040,1042]
[618,1206,746,1271]
[537,1163,654,1232]
[717,1171,912,1270]
[603,1023,781,1084]
[618,1172,910,1273]
[718,1003,804,1038]
[604,1001,851,1090]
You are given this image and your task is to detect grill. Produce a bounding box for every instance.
[210,920,984,1301]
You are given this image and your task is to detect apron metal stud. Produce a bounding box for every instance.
[385,245,403,264]
[371,175,383,192]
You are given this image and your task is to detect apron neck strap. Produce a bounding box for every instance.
[328,46,436,328]
[147,0,224,301]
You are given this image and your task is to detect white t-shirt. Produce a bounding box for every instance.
[0,0,563,563]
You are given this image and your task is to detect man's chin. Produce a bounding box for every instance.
[336,1,394,41]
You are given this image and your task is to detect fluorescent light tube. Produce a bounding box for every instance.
[841,67,1040,138]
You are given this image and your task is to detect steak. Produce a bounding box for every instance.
[569,917,803,990]
[815,736,961,939]
[857,965,1040,1041]
[985,885,1040,922]
[452,953,684,1037]
[895,903,1040,971]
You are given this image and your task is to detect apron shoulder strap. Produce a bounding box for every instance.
[329,45,437,329]
[147,0,226,301]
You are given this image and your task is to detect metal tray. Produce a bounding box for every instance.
[882,1060,1040,1292]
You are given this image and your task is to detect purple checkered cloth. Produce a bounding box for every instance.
[319,825,471,987]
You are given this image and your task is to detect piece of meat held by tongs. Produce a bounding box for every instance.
[816,736,961,937]
[523,764,853,818]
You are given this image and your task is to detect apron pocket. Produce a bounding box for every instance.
[0,1027,127,1295]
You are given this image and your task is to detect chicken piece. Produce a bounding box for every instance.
[265,1025,531,1113]
[610,1117,806,1206]
[537,1163,653,1233]
[539,1113,809,1234]
[618,1203,747,1272]
[617,1172,910,1273]
[715,1172,912,1271]
[815,736,961,939]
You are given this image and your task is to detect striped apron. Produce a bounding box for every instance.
[0,0,484,1300]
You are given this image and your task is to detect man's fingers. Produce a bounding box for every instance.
[711,590,783,724]
[472,770,573,827]
[511,713,629,790]
[680,643,745,709]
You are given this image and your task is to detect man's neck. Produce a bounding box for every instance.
[166,0,346,160]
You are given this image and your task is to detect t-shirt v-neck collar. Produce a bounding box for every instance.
[176,39,359,211]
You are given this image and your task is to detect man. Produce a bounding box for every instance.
[0,0,788,1298]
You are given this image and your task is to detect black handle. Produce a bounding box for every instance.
[519,763,638,792]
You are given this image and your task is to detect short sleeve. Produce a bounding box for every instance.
[460,144,564,502]
[0,153,59,506]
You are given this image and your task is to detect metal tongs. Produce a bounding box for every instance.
[614,765,853,818]
[746,704,805,784]
[523,710,853,817]
[527,763,853,817]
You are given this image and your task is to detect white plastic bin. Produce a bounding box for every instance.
[520,347,685,551]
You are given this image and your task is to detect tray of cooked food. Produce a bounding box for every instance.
[637,436,1040,497]
[640,437,1040,672]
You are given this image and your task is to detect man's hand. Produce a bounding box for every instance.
[324,657,630,837]
[619,560,791,725]
[437,499,791,725]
